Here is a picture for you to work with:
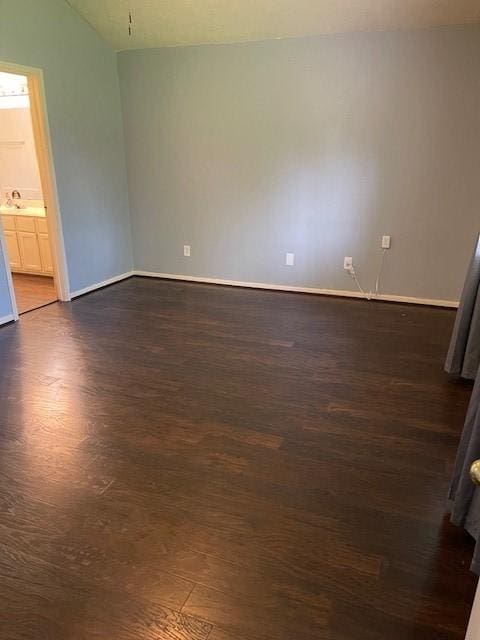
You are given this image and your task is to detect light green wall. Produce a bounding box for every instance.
[119,25,480,302]
[0,0,133,318]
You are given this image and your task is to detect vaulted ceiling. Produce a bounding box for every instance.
[66,0,480,51]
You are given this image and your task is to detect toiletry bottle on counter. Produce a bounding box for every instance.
[11,190,26,209]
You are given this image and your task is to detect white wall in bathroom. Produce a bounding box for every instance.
[0,103,42,200]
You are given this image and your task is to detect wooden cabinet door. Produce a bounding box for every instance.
[18,231,42,272]
[4,230,22,270]
[38,233,54,273]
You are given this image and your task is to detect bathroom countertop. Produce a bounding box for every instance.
[0,206,46,218]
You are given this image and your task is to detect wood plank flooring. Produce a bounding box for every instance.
[0,276,477,639]
[12,272,57,314]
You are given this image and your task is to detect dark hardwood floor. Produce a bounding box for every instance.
[12,272,57,314]
[0,276,476,639]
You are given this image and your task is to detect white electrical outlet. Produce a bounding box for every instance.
[381,235,391,249]
[286,252,295,266]
[344,257,353,270]
[183,245,191,257]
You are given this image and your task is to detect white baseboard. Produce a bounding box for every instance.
[71,271,134,299]
[0,313,15,326]
[371,292,458,307]
[133,270,459,308]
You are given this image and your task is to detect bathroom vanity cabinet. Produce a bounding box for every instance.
[1,210,53,275]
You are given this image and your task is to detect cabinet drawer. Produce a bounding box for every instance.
[16,216,36,233]
[35,218,49,234]
[1,215,16,231]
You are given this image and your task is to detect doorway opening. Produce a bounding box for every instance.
[0,63,69,319]
[0,71,56,313]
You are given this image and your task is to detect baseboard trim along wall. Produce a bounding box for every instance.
[4,269,459,315]
[0,313,15,326]
[134,271,459,308]
[70,271,134,299]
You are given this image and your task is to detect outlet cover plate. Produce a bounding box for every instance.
[382,235,391,249]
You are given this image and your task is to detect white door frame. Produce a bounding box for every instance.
[467,581,480,639]
[0,60,70,319]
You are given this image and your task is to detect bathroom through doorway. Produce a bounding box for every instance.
[0,62,69,318]
[0,71,56,313]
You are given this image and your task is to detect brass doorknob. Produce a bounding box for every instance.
[470,460,480,486]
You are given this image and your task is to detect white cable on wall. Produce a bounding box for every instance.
[347,248,388,301]
[349,265,370,299]
[374,248,388,297]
